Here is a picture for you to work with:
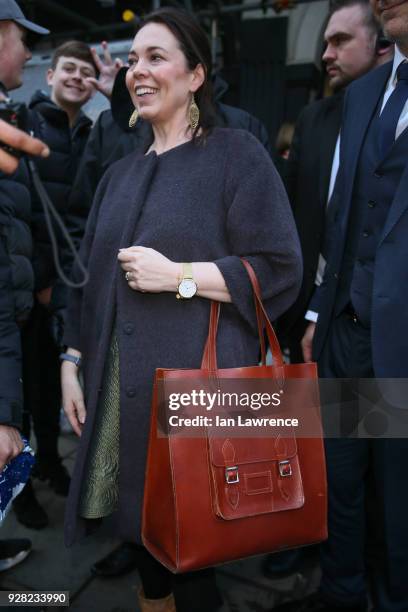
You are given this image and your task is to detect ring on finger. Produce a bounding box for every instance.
[125,271,132,282]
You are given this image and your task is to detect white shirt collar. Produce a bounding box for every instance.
[390,45,408,85]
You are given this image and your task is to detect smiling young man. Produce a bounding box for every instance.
[44,42,97,126]
[12,41,98,530]
[27,41,97,300]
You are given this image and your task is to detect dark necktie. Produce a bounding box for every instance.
[378,61,408,157]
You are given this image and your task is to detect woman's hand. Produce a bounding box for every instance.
[118,246,180,293]
[301,322,316,363]
[0,426,24,471]
[61,362,86,437]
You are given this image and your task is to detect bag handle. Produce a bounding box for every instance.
[201,259,284,370]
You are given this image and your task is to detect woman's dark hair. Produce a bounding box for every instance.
[138,8,216,139]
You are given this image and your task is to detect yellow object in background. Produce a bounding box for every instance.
[123,9,136,22]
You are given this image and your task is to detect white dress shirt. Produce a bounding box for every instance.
[314,135,341,289]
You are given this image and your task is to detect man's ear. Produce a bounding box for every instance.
[376,41,394,58]
[374,39,394,68]
[190,63,205,93]
[46,68,54,87]
[375,29,393,55]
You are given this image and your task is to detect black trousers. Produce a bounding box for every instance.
[21,302,61,463]
[135,546,223,611]
[318,312,408,612]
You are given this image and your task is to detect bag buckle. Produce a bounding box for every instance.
[225,466,239,484]
[278,460,292,477]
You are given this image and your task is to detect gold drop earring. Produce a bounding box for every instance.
[129,108,139,128]
[188,95,199,130]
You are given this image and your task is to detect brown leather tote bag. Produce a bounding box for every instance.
[142,260,327,573]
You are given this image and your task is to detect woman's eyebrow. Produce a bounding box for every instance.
[129,46,167,55]
[146,46,166,52]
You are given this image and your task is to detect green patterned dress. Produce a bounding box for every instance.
[79,335,120,519]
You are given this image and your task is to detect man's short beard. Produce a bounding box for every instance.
[330,73,351,92]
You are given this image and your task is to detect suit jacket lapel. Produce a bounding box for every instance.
[339,63,392,232]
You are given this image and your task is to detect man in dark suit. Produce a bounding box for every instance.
[275,0,408,610]
[281,0,392,363]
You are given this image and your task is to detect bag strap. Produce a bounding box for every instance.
[201,259,284,370]
[240,259,284,367]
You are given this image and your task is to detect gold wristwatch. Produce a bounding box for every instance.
[176,263,197,299]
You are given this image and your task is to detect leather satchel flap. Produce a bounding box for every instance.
[208,435,304,521]
[209,435,298,466]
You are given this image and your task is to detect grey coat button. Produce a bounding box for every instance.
[126,386,136,398]
[124,323,134,335]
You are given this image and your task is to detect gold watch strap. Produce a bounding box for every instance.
[176,263,195,299]
[182,262,193,280]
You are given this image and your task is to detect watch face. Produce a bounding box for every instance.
[178,279,197,298]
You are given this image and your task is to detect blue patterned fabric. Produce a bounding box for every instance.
[0,437,35,524]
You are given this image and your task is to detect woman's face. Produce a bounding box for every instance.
[126,23,203,126]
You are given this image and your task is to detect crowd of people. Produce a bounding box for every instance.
[0,0,407,610]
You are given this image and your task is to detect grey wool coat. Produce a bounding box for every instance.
[63,127,302,546]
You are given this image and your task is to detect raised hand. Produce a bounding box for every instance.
[86,40,124,99]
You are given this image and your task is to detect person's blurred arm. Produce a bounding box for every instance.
[61,167,116,437]
[0,119,49,174]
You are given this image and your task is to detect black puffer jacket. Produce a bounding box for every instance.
[66,70,272,249]
[0,157,33,322]
[28,91,92,291]
[0,214,23,427]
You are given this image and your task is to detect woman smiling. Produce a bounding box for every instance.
[61,8,302,611]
